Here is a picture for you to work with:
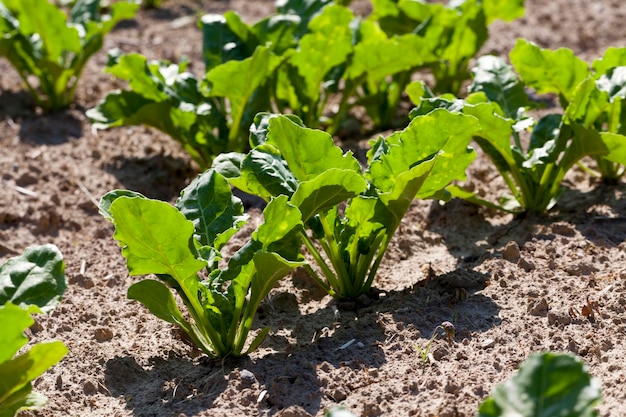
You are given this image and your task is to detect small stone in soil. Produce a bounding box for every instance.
[502,241,520,263]
[94,328,113,342]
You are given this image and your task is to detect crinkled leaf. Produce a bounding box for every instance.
[368,109,479,199]
[510,39,589,103]
[0,245,66,313]
[108,197,206,279]
[289,5,353,102]
[596,66,626,100]
[592,47,626,77]
[482,0,525,24]
[478,352,601,417]
[469,55,532,119]
[266,115,361,181]
[200,12,254,70]
[291,169,368,222]
[176,170,246,250]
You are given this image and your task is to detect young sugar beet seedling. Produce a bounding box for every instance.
[408,47,612,214]
[99,170,305,358]
[213,110,479,300]
[0,0,139,112]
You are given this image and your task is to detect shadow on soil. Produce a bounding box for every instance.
[103,266,499,416]
[18,110,84,145]
[104,154,196,201]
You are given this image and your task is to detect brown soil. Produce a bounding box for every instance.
[2,1,626,416]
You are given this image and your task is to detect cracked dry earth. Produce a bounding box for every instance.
[2,0,626,416]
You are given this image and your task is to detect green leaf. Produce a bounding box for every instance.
[266,115,362,181]
[291,169,368,222]
[176,170,247,250]
[478,352,601,417]
[510,39,589,103]
[200,12,254,70]
[0,303,67,416]
[592,47,626,77]
[289,5,353,103]
[127,279,194,334]
[0,245,66,313]
[368,109,479,199]
[108,197,206,279]
[469,55,532,119]
[601,132,626,165]
[206,46,281,142]
[482,0,525,24]
[99,190,147,221]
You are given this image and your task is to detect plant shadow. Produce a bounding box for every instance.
[104,154,196,201]
[17,110,84,145]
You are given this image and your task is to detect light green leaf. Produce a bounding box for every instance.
[266,115,362,181]
[478,352,601,417]
[592,47,626,77]
[108,197,206,279]
[0,245,66,313]
[510,39,589,103]
[291,169,368,221]
[602,132,626,165]
[289,5,353,101]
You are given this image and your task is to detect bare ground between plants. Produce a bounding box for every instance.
[2,1,626,416]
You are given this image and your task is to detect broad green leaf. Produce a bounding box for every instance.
[482,0,525,24]
[601,132,626,165]
[253,196,303,253]
[0,387,46,417]
[108,197,206,279]
[266,115,362,181]
[251,14,301,55]
[289,5,353,102]
[592,47,626,77]
[478,352,601,417]
[378,155,437,227]
[206,46,280,140]
[368,109,479,198]
[200,12,254,70]
[240,146,299,198]
[510,39,589,103]
[0,339,67,414]
[0,303,37,364]
[176,170,246,250]
[291,169,368,221]
[469,55,531,119]
[13,0,81,59]
[0,245,66,313]
[127,279,194,334]
[349,32,434,82]
[99,190,147,221]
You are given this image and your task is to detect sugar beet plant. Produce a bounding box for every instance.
[100,171,305,358]
[214,110,479,300]
[0,244,68,417]
[408,40,626,214]
[88,0,524,169]
[509,39,626,182]
[0,0,139,112]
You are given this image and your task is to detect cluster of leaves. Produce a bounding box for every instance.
[0,244,68,417]
[213,110,478,300]
[326,352,601,417]
[99,171,305,358]
[87,0,524,169]
[410,39,626,214]
[0,0,139,112]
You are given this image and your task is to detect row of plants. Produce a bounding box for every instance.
[86,0,525,167]
[0,245,603,416]
[0,0,619,415]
